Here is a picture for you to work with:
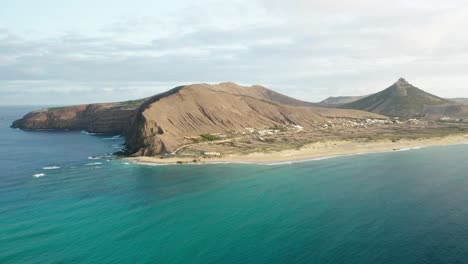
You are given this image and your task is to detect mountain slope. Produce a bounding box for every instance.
[319,95,367,106]
[251,85,319,107]
[423,104,468,119]
[192,82,319,107]
[342,78,451,117]
[124,83,385,156]
[450,98,468,105]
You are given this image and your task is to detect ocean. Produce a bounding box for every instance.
[1,106,468,264]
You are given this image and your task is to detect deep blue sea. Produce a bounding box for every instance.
[1,106,468,264]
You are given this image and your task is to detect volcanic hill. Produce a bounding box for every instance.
[341,78,452,117]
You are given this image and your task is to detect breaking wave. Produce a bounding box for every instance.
[42,166,60,170]
[85,162,102,166]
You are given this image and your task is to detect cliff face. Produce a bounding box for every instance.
[124,83,385,156]
[11,100,145,134]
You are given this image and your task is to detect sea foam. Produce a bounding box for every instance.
[33,173,45,178]
[81,130,96,135]
[42,166,60,170]
[394,146,424,152]
[86,162,102,166]
[88,156,109,160]
[103,135,122,140]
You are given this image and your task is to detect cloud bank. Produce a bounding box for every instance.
[1,0,468,105]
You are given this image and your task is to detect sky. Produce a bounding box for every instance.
[1,0,468,105]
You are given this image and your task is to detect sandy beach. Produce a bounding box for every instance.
[126,134,468,165]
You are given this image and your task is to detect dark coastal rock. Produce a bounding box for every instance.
[11,99,146,134]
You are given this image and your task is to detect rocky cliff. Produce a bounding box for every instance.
[11,99,146,134]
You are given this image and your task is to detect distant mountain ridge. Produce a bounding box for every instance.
[341,78,454,117]
[321,96,468,107]
[450,98,468,105]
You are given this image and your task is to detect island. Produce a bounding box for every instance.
[12,79,468,165]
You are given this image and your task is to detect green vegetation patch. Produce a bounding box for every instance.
[200,134,222,141]
[119,98,148,109]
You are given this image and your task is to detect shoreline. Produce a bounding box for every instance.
[125,134,468,166]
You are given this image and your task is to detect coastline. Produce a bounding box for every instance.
[125,134,468,166]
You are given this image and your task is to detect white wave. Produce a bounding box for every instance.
[263,155,345,166]
[103,135,122,140]
[33,173,45,178]
[88,156,109,160]
[394,146,424,152]
[42,166,60,170]
[81,130,98,135]
[85,162,102,166]
[129,161,172,166]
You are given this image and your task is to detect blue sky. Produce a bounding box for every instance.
[1,0,468,105]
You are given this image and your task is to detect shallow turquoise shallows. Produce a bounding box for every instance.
[1,106,468,264]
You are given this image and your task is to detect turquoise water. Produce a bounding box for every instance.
[1,106,468,264]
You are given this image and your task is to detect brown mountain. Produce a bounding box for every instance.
[342,78,452,117]
[123,83,385,156]
[10,83,319,134]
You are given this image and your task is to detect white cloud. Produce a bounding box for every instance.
[1,0,468,105]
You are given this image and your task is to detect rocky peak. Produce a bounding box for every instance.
[396,78,409,85]
[391,78,412,96]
